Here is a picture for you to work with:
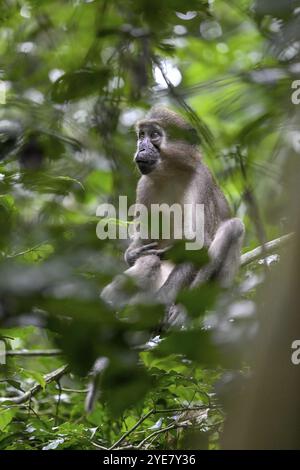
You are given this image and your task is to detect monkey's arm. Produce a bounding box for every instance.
[101,254,164,308]
[191,218,244,288]
[156,262,197,305]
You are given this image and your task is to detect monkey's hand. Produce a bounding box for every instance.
[125,242,169,266]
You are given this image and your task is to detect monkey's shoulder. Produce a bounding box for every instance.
[193,163,231,217]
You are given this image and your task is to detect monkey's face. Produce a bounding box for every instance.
[134,124,162,175]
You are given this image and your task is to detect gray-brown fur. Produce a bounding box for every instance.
[85,107,246,412]
[104,106,244,326]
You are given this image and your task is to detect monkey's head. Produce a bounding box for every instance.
[134,106,200,175]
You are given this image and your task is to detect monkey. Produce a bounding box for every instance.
[101,253,168,308]
[101,106,244,327]
[87,107,245,412]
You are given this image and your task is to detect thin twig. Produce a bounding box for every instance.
[92,442,109,450]
[6,242,48,259]
[55,380,62,426]
[0,364,69,404]
[152,56,214,149]
[109,405,212,450]
[109,409,154,450]
[60,387,88,394]
[238,148,267,255]
[6,349,63,357]
[151,405,212,414]
[118,411,220,450]
[240,232,294,267]
[137,423,186,449]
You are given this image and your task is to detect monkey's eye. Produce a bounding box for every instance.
[139,131,145,139]
[150,131,161,140]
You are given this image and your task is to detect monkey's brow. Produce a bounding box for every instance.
[137,121,162,131]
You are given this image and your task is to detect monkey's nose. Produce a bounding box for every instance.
[135,154,148,163]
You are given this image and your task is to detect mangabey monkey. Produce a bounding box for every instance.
[101,106,244,327]
[87,107,244,411]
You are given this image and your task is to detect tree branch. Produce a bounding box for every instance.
[0,364,69,404]
[6,241,49,259]
[109,405,212,450]
[240,232,294,267]
[6,349,62,357]
[136,423,185,449]
[109,409,154,450]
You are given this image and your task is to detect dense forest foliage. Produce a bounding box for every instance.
[0,0,300,450]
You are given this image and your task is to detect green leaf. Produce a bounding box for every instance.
[121,303,165,328]
[177,283,220,317]
[20,370,46,390]
[51,68,110,103]
[85,170,113,195]
[6,380,24,392]
[101,362,152,417]
[141,352,189,374]
[167,240,210,267]
[154,330,220,365]
[0,409,16,432]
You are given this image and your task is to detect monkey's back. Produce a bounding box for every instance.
[191,161,231,245]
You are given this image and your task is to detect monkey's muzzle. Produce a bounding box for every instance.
[135,156,157,175]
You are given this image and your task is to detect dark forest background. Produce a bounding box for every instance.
[0,0,300,450]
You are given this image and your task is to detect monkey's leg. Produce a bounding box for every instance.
[160,218,244,329]
[191,218,244,289]
[156,218,244,305]
[156,262,197,305]
[101,254,163,308]
[154,263,197,331]
[156,219,244,328]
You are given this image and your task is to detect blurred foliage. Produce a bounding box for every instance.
[0,0,299,450]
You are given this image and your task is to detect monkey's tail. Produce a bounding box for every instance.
[85,357,109,413]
